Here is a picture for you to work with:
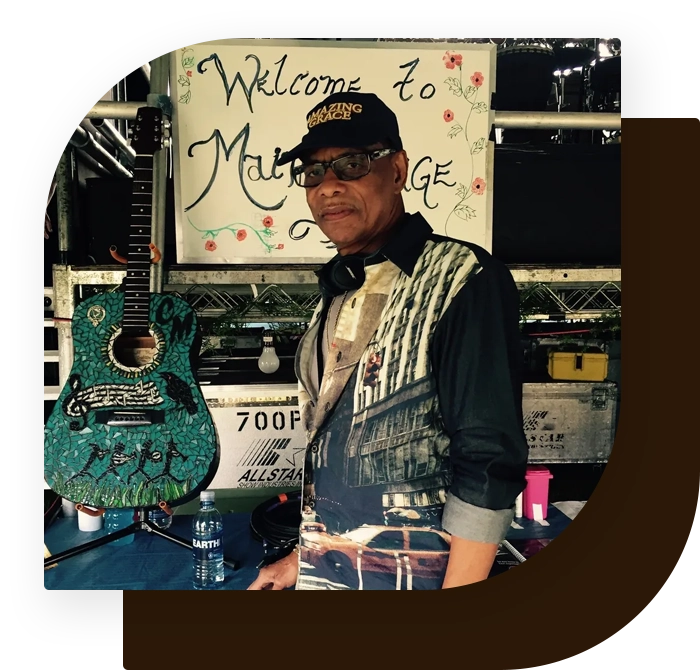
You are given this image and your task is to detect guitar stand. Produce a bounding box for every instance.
[43,507,240,571]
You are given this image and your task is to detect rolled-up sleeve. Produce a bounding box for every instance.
[430,252,528,543]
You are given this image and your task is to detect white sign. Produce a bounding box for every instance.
[171,39,496,264]
[206,391,306,489]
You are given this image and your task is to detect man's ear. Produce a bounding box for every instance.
[393,151,409,193]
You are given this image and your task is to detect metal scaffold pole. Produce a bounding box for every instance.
[148,54,171,295]
[54,149,77,384]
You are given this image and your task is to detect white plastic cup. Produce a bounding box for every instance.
[62,498,78,517]
[514,492,523,518]
[77,507,103,532]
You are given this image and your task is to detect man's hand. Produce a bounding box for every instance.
[247,551,299,590]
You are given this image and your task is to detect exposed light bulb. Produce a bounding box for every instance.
[258,333,280,374]
[598,41,613,59]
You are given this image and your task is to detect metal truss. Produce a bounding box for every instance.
[519,280,621,321]
[49,265,621,324]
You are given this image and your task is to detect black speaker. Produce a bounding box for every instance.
[491,143,620,265]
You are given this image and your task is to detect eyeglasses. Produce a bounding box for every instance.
[292,148,397,188]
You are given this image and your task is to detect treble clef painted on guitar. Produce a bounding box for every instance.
[61,374,90,431]
[44,107,220,510]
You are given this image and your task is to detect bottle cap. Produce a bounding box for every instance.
[200,490,215,503]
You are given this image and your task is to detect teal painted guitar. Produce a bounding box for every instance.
[44,107,219,509]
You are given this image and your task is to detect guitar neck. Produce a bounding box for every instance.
[123,154,154,334]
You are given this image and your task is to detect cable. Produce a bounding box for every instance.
[249,491,302,567]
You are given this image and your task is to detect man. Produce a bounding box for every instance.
[248,92,527,590]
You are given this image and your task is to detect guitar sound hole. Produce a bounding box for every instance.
[113,333,158,368]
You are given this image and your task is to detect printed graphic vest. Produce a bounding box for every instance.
[294,229,481,590]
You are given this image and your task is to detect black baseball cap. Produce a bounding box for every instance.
[276,92,403,166]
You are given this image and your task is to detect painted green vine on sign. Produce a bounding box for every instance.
[441,50,488,236]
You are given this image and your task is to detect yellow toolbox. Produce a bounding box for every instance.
[548,351,609,382]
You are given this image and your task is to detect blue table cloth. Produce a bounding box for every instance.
[44,507,574,590]
[44,513,265,590]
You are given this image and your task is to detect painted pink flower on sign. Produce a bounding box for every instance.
[277,243,284,250]
[471,177,486,195]
[205,240,217,252]
[444,109,454,122]
[263,216,274,228]
[470,72,484,88]
[443,51,463,69]
[236,229,247,241]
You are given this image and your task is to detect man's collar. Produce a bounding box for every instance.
[378,212,432,277]
[317,212,432,281]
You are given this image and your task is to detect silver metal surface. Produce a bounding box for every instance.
[52,266,76,385]
[86,101,147,120]
[113,81,128,138]
[495,111,621,130]
[167,268,322,286]
[58,266,621,287]
[87,103,620,132]
[55,150,74,259]
[149,55,171,294]
[510,267,621,286]
[91,118,136,166]
[523,381,619,463]
[524,311,618,321]
[69,125,132,178]
[80,119,115,154]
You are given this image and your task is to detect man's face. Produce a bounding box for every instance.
[304,145,408,256]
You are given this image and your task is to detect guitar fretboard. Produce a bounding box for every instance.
[123,154,153,334]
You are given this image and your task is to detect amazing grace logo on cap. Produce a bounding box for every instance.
[306,102,364,129]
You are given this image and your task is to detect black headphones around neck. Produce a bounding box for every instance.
[318,248,386,297]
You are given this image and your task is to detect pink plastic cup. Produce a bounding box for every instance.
[523,466,554,520]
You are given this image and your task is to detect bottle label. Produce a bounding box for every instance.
[193,532,223,561]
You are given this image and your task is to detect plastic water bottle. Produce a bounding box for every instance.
[192,490,224,589]
[104,508,136,545]
[148,507,172,529]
